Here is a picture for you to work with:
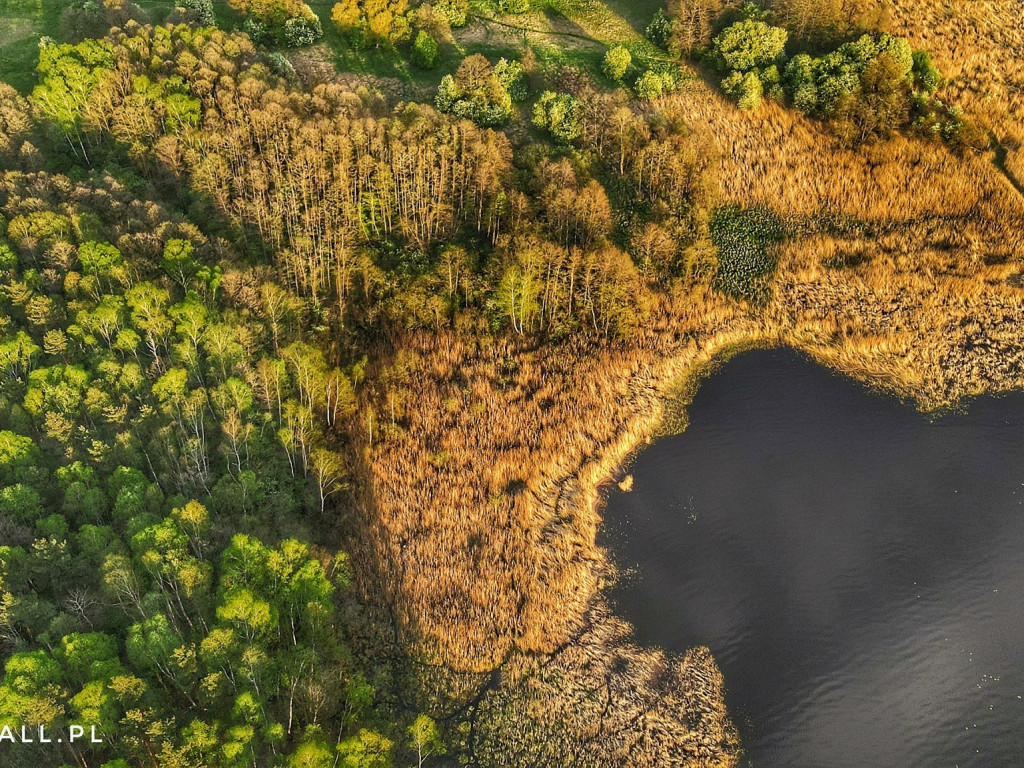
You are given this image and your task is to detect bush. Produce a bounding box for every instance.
[498,0,530,13]
[532,91,584,144]
[603,45,631,81]
[178,0,216,26]
[412,30,440,69]
[634,71,664,100]
[436,0,469,27]
[283,16,323,46]
[646,8,675,49]
[712,19,787,73]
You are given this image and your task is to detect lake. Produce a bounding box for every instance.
[600,349,1024,768]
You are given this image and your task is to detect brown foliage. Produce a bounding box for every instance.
[662,79,1024,250]
[473,603,741,767]
[348,36,1024,766]
[885,0,1024,182]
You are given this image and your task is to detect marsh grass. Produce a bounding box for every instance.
[658,335,774,436]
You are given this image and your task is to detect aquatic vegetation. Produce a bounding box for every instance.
[711,207,787,303]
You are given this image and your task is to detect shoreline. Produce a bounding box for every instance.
[354,241,1024,765]
[468,267,1024,764]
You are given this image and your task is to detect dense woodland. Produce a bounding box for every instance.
[0,0,1015,766]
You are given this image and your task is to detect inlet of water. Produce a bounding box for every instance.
[600,349,1024,768]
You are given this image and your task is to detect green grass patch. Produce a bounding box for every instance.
[710,207,786,304]
[136,0,176,22]
[602,0,665,36]
[0,20,39,92]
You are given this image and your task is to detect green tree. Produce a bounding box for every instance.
[407,714,442,768]
[498,0,529,13]
[0,431,44,487]
[31,38,115,161]
[337,729,393,768]
[0,484,44,524]
[833,51,911,144]
[532,91,584,144]
[411,31,439,69]
[161,239,199,290]
[78,242,124,285]
[712,19,787,73]
[723,70,763,110]
[435,54,514,126]
[646,8,675,48]
[494,58,528,102]
[56,632,120,685]
[178,0,217,25]
[603,45,632,81]
[0,650,65,727]
[332,0,411,47]
[912,49,940,93]
[635,70,665,100]
[436,0,468,27]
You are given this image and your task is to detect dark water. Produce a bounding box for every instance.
[600,349,1024,768]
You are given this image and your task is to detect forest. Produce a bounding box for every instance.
[0,0,1022,766]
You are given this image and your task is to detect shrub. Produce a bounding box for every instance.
[412,30,440,69]
[178,0,216,26]
[532,91,584,144]
[436,0,469,27]
[712,19,787,73]
[494,58,528,102]
[646,8,675,49]
[283,16,323,46]
[603,45,631,81]
[635,71,664,100]
[498,0,530,13]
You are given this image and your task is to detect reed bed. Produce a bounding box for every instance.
[344,25,1024,765]
[887,0,1024,183]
